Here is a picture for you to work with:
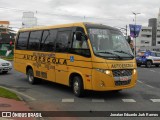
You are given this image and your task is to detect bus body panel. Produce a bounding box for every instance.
[90,56,137,91]
[55,53,68,85]
[67,54,92,89]
[14,51,56,82]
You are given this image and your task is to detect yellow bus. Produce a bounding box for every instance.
[14,22,137,97]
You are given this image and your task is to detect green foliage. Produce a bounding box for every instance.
[0,87,20,101]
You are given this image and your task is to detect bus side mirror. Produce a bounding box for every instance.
[75,31,88,41]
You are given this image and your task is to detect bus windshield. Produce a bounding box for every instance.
[88,28,134,59]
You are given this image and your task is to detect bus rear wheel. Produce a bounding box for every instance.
[73,76,84,97]
[27,68,37,84]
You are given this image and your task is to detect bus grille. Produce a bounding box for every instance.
[115,80,131,86]
[112,69,132,77]
[112,69,132,86]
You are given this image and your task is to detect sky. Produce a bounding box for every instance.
[0,0,160,31]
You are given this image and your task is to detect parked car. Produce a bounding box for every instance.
[0,58,12,73]
[136,50,160,68]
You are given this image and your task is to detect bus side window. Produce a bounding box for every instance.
[28,31,42,51]
[71,27,91,57]
[72,33,88,49]
[16,32,29,50]
[56,30,71,52]
[40,29,57,52]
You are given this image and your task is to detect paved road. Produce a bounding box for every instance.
[0,62,160,120]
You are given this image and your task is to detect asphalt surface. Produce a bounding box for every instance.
[0,62,160,120]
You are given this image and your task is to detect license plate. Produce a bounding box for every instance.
[120,76,129,81]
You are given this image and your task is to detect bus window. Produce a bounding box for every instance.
[40,29,57,52]
[28,31,42,51]
[72,27,88,49]
[16,32,29,50]
[72,33,88,49]
[71,27,90,57]
[56,30,71,52]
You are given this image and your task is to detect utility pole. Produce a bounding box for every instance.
[132,12,140,56]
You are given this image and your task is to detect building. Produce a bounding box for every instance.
[0,21,9,28]
[136,9,160,51]
[0,21,16,44]
[157,8,160,27]
[156,8,160,46]
[148,18,157,46]
[0,21,16,56]
[22,12,37,28]
[0,21,9,33]
[136,26,152,51]
[157,27,160,46]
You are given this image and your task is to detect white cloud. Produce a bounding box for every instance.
[0,0,160,29]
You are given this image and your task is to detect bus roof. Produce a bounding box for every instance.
[84,22,118,30]
[18,22,119,32]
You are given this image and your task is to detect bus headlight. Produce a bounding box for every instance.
[105,70,111,75]
[133,69,137,74]
[96,68,112,76]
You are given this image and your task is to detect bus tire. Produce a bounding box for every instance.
[73,76,84,97]
[27,68,37,84]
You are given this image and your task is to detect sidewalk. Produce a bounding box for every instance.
[0,97,34,120]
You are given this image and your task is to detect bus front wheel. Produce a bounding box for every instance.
[73,76,84,97]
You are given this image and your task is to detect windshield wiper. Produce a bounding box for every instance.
[97,51,122,59]
[113,50,134,58]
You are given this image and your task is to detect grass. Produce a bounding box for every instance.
[0,87,20,101]
[3,57,13,61]
[0,56,13,61]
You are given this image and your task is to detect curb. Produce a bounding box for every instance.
[0,86,23,101]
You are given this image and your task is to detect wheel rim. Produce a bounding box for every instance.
[28,71,33,83]
[73,81,79,94]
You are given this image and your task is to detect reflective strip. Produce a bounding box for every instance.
[150,99,160,102]
[122,99,136,102]
[92,99,105,102]
[62,98,74,102]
